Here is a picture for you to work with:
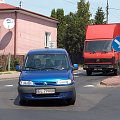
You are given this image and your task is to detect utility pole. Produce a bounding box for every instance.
[106,0,109,23]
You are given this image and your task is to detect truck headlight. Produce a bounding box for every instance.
[20,81,34,85]
[83,65,88,68]
[56,79,72,85]
[108,65,114,68]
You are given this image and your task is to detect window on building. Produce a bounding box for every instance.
[45,32,51,48]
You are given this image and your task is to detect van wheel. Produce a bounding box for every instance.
[86,70,92,76]
[66,91,76,105]
[19,97,27,106]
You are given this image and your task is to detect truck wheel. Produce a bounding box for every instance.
[114,69,118,76]
[86,70,92,76]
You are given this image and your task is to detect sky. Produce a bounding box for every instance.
[5,0,120,23]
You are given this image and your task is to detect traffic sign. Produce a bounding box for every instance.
[3,18,15,30]
[112,36,120,51]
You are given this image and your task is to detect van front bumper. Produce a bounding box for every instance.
[18,85,75,100]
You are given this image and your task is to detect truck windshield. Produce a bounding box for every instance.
[85,40,112,52]
[23,54,69,70]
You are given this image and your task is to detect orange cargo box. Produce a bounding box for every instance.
[86,24,120,40]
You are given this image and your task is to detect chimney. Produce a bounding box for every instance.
[0,0,5,3]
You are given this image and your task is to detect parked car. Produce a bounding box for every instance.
[16,48,78,105]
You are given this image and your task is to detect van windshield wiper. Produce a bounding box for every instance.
[40,67,62,70]
[25,67,42,70]
[41,67,67,70]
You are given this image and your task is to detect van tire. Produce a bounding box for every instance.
[86,70,92,76]
[19,97,27,106]
[66,91,76,105]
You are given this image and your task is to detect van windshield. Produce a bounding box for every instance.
[85,40,112,52]
[24,54,69,70]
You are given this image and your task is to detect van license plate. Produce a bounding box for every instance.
[36,89,55,94]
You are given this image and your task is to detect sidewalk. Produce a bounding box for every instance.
[0,71,20,80]
[100,76,120,86]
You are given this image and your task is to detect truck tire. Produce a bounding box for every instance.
[86,70,92,76]
[114,69,118,76]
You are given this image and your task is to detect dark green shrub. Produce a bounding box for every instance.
[10,58,20,70]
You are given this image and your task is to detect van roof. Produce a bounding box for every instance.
[27,48,68,55]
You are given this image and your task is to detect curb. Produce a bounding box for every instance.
[0,77,19,81]
[0,72,20,79]
[100,76,120,86]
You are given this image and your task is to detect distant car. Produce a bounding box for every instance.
[16,48,78,105]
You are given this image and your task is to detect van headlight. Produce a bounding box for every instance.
[56,79,72,85]
[19,81,34,85]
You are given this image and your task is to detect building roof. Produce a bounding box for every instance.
[0,3,17,9]
[0,3,58,23]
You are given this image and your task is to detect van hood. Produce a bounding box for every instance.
[20,70,73,82]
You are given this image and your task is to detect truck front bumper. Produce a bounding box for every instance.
[83,64,114,71]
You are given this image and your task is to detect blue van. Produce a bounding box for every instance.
[16,48,78,105]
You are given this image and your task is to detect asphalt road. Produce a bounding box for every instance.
[0,70,120,120]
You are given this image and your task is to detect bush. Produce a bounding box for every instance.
[0,66,4,72]
[10,58,20,70]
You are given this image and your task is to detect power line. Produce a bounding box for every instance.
[60,0,77,5]
[109,11,120,22]
[18,1,52,15]
[109,8,120,11]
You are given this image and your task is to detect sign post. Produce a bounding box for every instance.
[112,36,120,74]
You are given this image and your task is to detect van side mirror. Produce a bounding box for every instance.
[73,64,79,70]
[16,64,21,72]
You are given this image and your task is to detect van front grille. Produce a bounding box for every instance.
[34,82,56,86]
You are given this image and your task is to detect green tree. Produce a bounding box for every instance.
[64,0,91,57]
[94,7,106,24]
[51,9,57,18]
[51,9,66,48]
[50,0,91,63]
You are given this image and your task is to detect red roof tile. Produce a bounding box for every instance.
[0,3,16,9]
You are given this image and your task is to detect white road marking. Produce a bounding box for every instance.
[74,76,79,78]
[84,85,95,88]
[4,85,13,87]
[74,72,82,75]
